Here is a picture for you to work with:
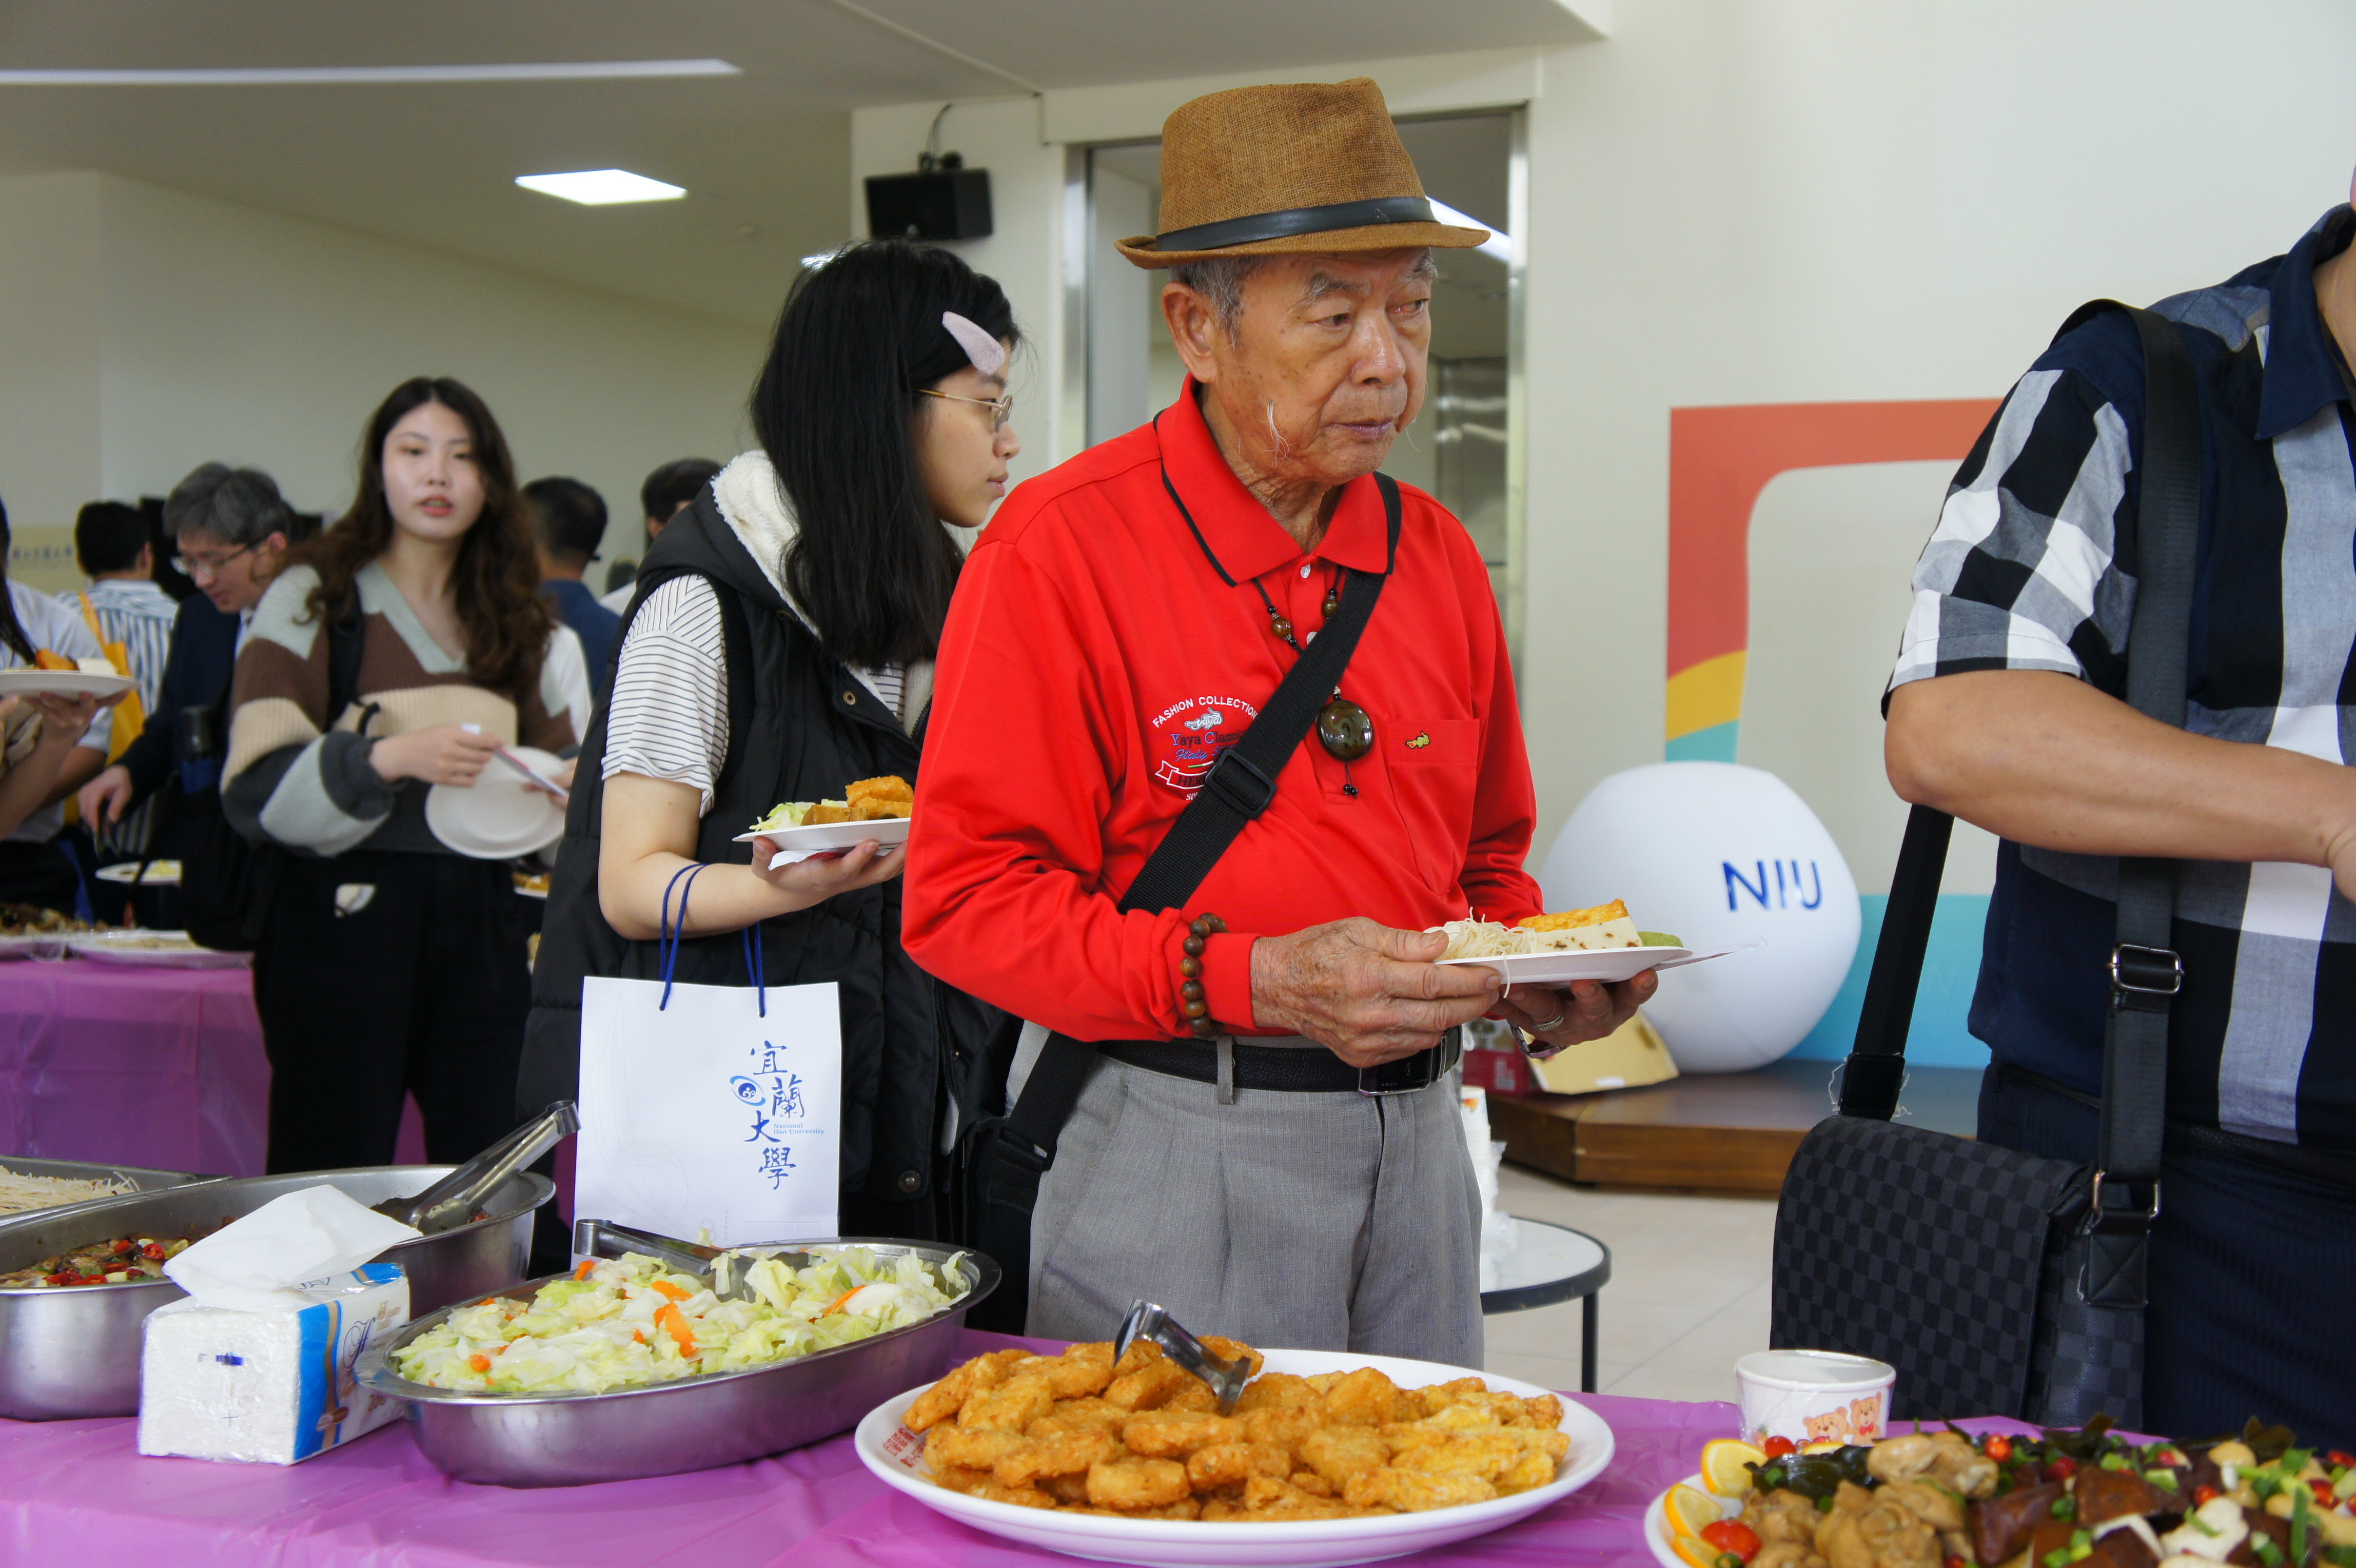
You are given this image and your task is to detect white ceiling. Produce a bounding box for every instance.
[0,1,1597,324]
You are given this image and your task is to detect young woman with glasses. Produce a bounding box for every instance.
[223,378,593,1172]
[523,239,1022,1242]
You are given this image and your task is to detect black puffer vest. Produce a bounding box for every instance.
[517,489,1000,1239]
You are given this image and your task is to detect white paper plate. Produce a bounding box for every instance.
[94,860,181,886]
[1437,945,1753,987]
[856,1347,1617,1568]
[425,746,567,859]
[1644,1473,1737,1568]
[731,815,913,854]
[0,669,135,700]
[65,930,249,968]
[0,932,70,960]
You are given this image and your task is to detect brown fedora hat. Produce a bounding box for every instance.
[1116,77,1487,269]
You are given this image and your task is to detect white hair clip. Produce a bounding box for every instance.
[941,311,1007,378]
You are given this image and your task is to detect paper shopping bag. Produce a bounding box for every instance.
[574,973,842,1246]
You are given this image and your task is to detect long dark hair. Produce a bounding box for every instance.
[752,240,1017,669]
[0,497,30,662]
[295,377,553,696]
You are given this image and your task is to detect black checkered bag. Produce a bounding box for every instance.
[1771,302,2202,1428]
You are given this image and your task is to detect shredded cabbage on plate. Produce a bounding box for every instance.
[748,800,844,833]
[390,1245,971,1396]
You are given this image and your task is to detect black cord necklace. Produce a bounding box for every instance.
[1157,432,1378,765]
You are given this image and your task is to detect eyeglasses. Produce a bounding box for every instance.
[171,542,255,579]
[919,387,1016,432]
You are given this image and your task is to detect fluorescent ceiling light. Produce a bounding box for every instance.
[517,169,685,206]
[0,59,738,87]
[1426,198,1515,266]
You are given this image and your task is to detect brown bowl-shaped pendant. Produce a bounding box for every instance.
[1317,698,1375,761]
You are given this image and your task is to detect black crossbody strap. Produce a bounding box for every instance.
[995,475,1405,1174]
[1836,803,1952,1118]
[2089,305,2197,1266]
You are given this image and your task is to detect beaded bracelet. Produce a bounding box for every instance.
[1177,913,1227,1040]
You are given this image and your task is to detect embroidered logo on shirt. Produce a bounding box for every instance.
[1149,695,1261,794]
[1406,732,1431,750]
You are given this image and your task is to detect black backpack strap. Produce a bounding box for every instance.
[325,594,367,724]
[988,475,1406,1196]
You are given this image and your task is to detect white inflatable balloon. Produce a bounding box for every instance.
[1539,762,1860,1074]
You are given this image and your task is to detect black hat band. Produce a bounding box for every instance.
[1149,195,1438,253]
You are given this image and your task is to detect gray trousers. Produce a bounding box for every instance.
[1024,1045,1485,1367]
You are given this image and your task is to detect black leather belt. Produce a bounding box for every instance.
[1100,1028,1461,1096]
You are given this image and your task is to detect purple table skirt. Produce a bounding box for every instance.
[0,1328,1915,1568]
[0,955,436,1178]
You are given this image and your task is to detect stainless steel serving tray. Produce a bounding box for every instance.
[0,1164,553,1421]
[0,1156,220,1231]
[355,1239,998,1487]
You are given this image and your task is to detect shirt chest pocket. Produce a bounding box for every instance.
[1382,717,1482,889]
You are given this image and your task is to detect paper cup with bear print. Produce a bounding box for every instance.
[1735,1349,1895,1448]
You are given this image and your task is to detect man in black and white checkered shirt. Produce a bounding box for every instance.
[1887,180,2356,1444]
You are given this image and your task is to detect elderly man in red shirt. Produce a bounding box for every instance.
[904,79,1654,1365]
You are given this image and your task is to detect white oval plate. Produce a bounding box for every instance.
[425,746,567,859]
[65,930,249,968]
[0,669,135,700]
[95,860,181,886]
[731,816,912,854]
[856,1348,1616,1568]
[1438,947,1695,986]
[0,932,70,960]
[1644,1472,1737,1568]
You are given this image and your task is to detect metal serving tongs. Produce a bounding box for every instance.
[1113,1299,1250,1416]
[373,1101,579,1232]
[570,1218,799,1303]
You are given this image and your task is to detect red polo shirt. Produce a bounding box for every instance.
[903,385,1542,1042]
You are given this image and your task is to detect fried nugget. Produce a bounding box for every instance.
[1319,1366,1407,1428]
[1397,1431,1522,1482]
[1298,1425,1393,1489]
[1240,1405,1324,1464]
[1185,1441,1292,1490]
[1233,1372,1319,1413]
[805,802,852,825]
[924,1424,1029,1471]
[1521,1393,1564,1430]
[966,1479,1058,1510]
[1006,1351,1116,1399]
[905,1352,1008,1430]
[1113,1498,1202,1521]
[959,1376,1057,1433]
[1289,1470,1336,1498]
[1197,1336,1264,1378]
[1345,1466,1499,1513]
[1042,1471,1092,1505]
[994,1428,1120,1487]
[845,775,913,808]
[929,1465,993,1494]
[1243,1475,1362,1520]
[1159,1377,1222,1414]
[1111,1339,1162,1376]
[1103,1357,1191,1412]
[850,798,910,821]
[1029,1397,1127,1436]
[1122,1409,1242,1459]
[1495,1448,1561,1493]
[1086,1457,1191,1510]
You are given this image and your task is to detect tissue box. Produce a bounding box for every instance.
[138,1262,408,1465]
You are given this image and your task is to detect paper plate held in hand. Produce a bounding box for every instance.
[424,745,567,860]
[1437,944,1750,987]
[0,669,135,701]
[731,816,912,855]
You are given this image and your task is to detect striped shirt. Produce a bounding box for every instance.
[62,578,177,855]
[1889,203,2356,1148]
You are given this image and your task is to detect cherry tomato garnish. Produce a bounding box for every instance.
[1699,1520,1761,1562]
[2313,1480,2337,1507]
[2046,1457,2078,1483]
[1985,1435,2013,1462]
[110,1239,131,1253]
[142,1243,165,1261]
[1762,1436,1798,1459]
[1947,1556,1968,1568]
[2193,1485,2220,1506]
[2328,1451,2356,1469]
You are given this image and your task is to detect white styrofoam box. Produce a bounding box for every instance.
[138,1262,407,1465]
[1540,762,1861,1073]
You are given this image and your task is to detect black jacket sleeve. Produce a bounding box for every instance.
[116,597,235,806]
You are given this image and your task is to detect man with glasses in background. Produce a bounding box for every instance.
[80,464,305,918]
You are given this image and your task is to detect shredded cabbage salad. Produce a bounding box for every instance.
[390,1246,970,1395]
[749,800,843,833]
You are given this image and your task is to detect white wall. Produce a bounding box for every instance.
[0,171,767,592]
[851,0,2356,878]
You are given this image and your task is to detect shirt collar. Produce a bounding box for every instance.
[1156,378,1396,582]
[2258,204,2355,439]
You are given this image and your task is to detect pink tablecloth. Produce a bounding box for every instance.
[0,1329,1820,1568]
[0,957,271,1177]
